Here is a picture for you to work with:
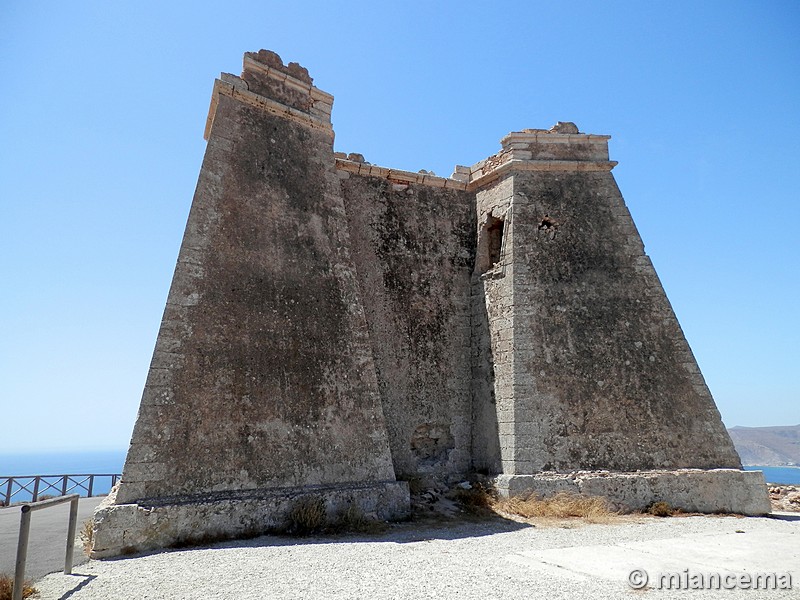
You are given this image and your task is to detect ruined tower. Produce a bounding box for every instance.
[92,50,769,557]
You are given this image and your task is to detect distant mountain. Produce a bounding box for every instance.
[728,425,800,466]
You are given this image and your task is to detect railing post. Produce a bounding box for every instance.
[61,475,68,496]
[87,475,94,498]
[13,494,82,595]
[13,506,32,600]
[4,478,12,506]
[32,477,40,502]
[64,496,79,574]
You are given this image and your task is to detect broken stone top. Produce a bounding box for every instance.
[522,121,582,135]
[495,123,612,165]
[244,49,312,85]
[204,49,333,141]
[550,121,580,134]
[507,121,609,143]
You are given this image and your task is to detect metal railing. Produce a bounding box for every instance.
[1,474,121,506]
[13,494,79,600]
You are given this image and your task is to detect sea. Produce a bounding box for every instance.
[0,449,126,504]
[744,465,800,485]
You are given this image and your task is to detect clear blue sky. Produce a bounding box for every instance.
[1,1,797,453]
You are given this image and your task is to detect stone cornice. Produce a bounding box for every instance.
[335,159,469,190]
[501,131,611,146]
[204,76,334,141]
[468,158,618,189]
[334,156,617,192]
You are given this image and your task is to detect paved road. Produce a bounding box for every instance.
[0,497,105,580]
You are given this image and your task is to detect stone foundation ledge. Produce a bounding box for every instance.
[494,469,771,516]
[91,480,409,559]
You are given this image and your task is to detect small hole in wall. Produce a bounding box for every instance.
[538,215,558,230]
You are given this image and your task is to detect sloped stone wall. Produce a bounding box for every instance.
[507,169,741,471]
[117,52,397,506]
[341,173,475,478]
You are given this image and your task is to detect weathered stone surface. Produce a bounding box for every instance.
[116,51,396,507]
[341,176,475,478]
[92,481,409,558]
[95,49,769,557]
[495,469,771,515]
[505,168,741,472]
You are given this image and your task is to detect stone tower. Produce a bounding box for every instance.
[467,128,756,501]
[92,50,769,557]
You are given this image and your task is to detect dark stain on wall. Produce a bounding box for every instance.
[511,171,741,471]
[342,176,476,476]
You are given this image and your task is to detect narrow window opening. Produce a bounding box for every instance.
[487,217,504,266]
[477,213,507,276]
[476,214,506,276]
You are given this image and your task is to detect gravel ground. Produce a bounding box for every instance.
[35,514,798,600]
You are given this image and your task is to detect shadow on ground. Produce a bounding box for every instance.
[98,512,533,563]
[53,573,96,600]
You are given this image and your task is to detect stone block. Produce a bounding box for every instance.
[93,481,409,558]
[495,470,771,516]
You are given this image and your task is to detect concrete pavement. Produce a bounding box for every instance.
[34,513,800,599]
[509,515,799,588]
[0,497,105,580]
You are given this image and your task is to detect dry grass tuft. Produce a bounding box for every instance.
[328,504,387,534]
[452,484,496,514]
[646,501,674,517]
[79,519,94,555]
[286,498,389,536]
[0,574,38,600]
[492,491,616,523]
[286,496,327,535]
[448,483,618,525]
